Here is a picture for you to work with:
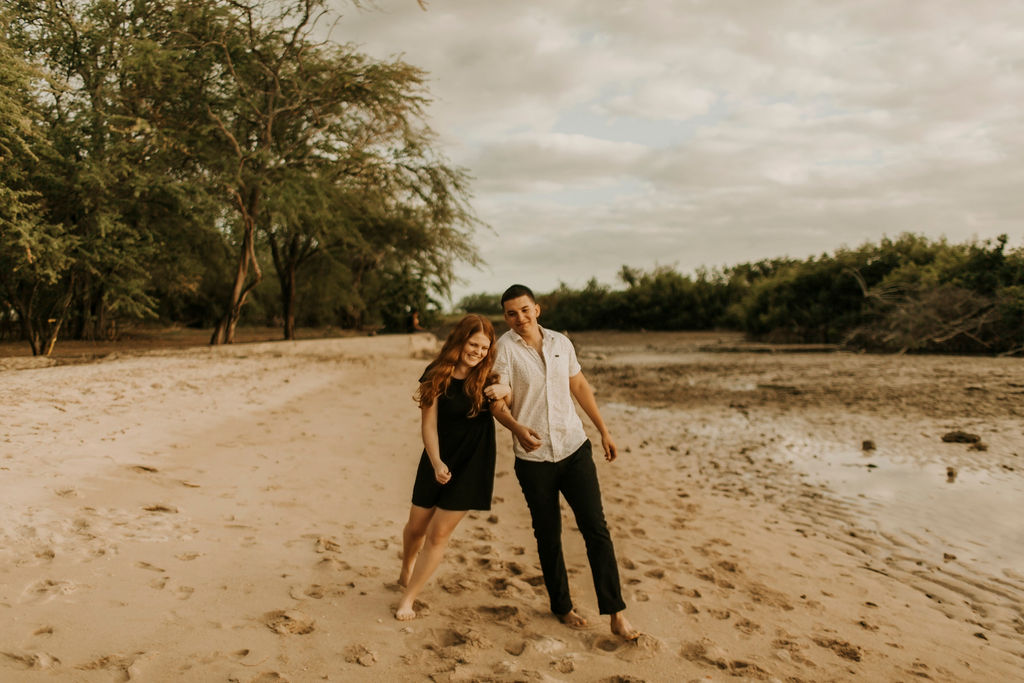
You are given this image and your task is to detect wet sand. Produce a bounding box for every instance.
[1,332,1021,681]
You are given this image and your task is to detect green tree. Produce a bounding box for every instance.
[0,27,79,355]
[254,31,479,339]
[8,0,213,346]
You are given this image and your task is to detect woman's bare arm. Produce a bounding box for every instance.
[421,400,451,483]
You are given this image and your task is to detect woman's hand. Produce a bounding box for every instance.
[514,424,542,452]
[433,462,452,484]
[484,383,511,402]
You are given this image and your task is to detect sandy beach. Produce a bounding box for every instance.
[1,332,1022,682]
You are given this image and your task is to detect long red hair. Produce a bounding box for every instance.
[416,314,497,417]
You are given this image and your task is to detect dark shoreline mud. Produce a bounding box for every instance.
[575,331,1024,651]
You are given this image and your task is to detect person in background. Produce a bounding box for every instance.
[406,309,427,333]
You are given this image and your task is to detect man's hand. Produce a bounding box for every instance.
[515,425,543,452]
[601,433,618,462]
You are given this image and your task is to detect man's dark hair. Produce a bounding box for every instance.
[500,284,536,305]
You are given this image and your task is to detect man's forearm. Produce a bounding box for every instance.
[570,373,610,436]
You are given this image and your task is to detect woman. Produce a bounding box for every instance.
[395,314,508,620]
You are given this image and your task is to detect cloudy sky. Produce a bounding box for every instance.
[332,1,1024,304]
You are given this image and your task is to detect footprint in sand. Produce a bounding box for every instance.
[143,504,179,514]
[772,637,815,666]
[476,604,526,628]
[681,639,769,676]
[249,673,289,682]
[551,655,576,673]
[289,583,351,600]
[474,557,502,570]
[734,617,762,635]
[317,556,352,571]
[313,536,343,554]
[136,561,165,573]
[343,644,377,667]
[432,626,492,651]
[487,577,525,598]
[677,601,700,615]
[34,548,55,563]
[77,652,148,678]
[21,579,77,604]
[590,632,661,662]
[747,582,794,611]
[812,636,862,662]
[438,575,476,594]
[716,559,740,573]
[617,634,661,662]
[521,634,564,655]
[1,650,61,670]
[263,610,315,635]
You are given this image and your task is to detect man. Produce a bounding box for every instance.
[490,284,638,639]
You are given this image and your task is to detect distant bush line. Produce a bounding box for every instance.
[458,234,1024,356]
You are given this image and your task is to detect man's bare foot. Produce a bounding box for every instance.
[610,611,640,640]
[395,602,416,621]
[557,608,588,629]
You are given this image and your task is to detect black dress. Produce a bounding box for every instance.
[410,377,496,511]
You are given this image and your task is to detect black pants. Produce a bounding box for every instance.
[514,441,626,615]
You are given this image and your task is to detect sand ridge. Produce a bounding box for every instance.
[1,333,1021,681]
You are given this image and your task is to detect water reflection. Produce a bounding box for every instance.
[785,442,1024,571]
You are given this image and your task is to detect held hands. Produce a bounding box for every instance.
[484,383,511,402]
[433,462,452,484]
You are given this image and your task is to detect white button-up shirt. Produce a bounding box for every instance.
[493,327,588,463]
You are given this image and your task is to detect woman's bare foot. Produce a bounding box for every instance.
[610,611,640,640]
[557,608,588,629]
[395,602,416,621]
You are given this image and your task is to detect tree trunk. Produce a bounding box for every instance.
[268,232,307,342]
[10,286,42,355]
[211,192,262,345]
[22,315,42,356]
[282,262,296,340]
[41,283,75,356]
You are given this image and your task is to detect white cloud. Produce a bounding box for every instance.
[326,0,1024,302]
[602,83,717,121]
